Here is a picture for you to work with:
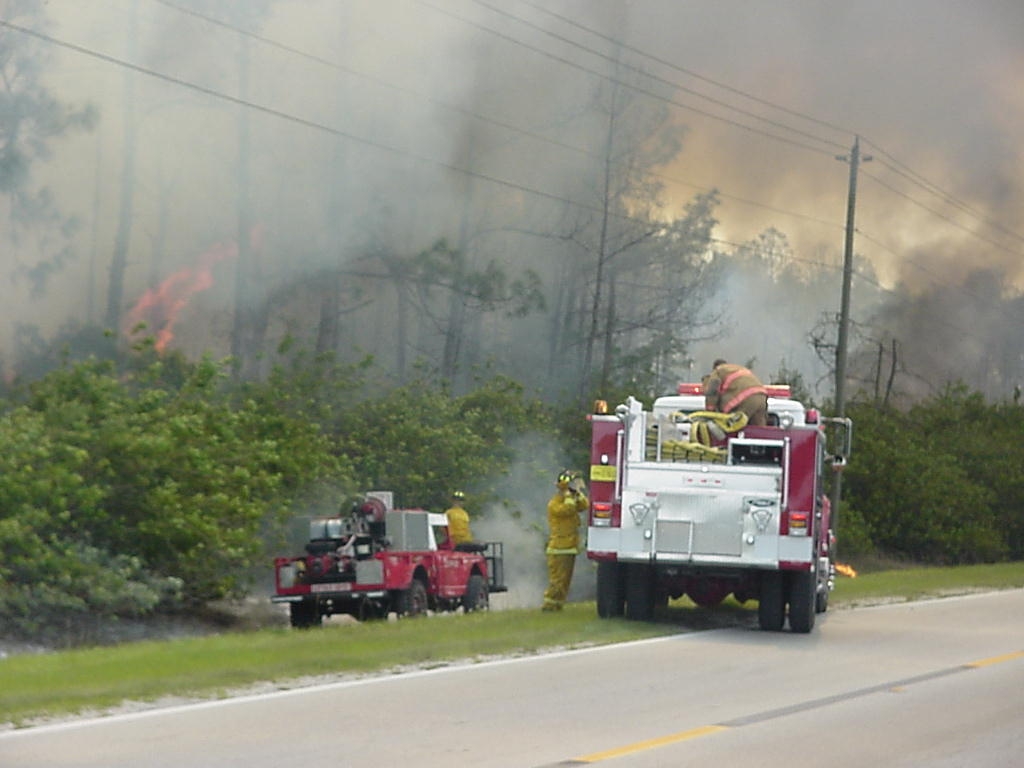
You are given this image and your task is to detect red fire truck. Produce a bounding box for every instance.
[272,492,506,627]
[586,384,851,632]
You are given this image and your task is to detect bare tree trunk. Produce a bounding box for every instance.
[883,338,898,408]
[395,276,408,383]
[443,118,482,392]
[148,179,170,291]
[230,35,256,376]
[873,341,883,403]
[441,244,467,376]
[105,0,138,334]
[315,273,340,355]
[315,7,355,358]
[88,132,103,323]
[580,95,617,401]
[547,256,571,380]
[599,277,617,391]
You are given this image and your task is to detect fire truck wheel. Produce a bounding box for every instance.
[463,574,489,612]
[395,579,429,618]
[624,564,655,621]
[289,600,322,629]
[596,562,625,618]
[757,572,785,631]
[787,569,817,633]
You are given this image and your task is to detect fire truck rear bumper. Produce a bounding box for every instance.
[272,590,388,604]
[587,527,813,566]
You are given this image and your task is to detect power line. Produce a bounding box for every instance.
[143,0,849,236]
[463,0,847,152]
[861,169,1024,260]
[506,0,853,140]
[467,0,1024,259]
[6,7,1018,350]
[862,138,1024,248]
[411,0,841,159]
[144,0,604,165]
[144,0,1020,261]
[0,15,766,244]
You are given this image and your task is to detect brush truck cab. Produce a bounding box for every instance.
[272,492,506,627]
[587,384,851,632]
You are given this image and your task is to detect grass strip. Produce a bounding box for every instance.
[2,561,1022,727]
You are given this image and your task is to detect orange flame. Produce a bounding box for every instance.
[835,563,858,578]
[125,241,236,352]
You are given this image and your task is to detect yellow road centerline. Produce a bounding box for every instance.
[965,650,1024,668]
[573,724,729,763]
[562,649,1024,765]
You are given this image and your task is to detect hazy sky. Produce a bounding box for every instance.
[624,0,1024,289]
[7,0,1023,375]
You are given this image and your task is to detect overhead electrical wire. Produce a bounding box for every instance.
[461,0,848,153]
[427,0,1024,300]
[455,0,1024,260]
[3,3,836,248]
[511,0,853,140]
[143,0,847,235]
[5,4,1020,344]
[411,0,840,158]
[862,139,1024,248]
[144,0,1022,263]
[0,15,768,245]
[861,170,1023,259]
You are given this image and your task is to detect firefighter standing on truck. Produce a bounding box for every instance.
[445,491,473,546]
[542,470,589,611]
[702,359,769,427]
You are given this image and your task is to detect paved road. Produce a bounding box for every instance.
[2,590,1022,767]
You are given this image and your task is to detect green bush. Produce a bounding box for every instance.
[843,393,1011,564]
[0,355,345,640]
[833,501,875,560]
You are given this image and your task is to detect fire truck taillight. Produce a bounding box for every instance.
[788,511,809,535]
[592,502,613,526]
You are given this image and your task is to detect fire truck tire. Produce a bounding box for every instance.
[395,579,429,618]
[624,564,655,621]
[787,569,817,633]
[289,600,322,629]
[757,572,785,631]
[463,574,489,612]
[596,562,625,618]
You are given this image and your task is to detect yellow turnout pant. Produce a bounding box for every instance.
[543,552,576,610]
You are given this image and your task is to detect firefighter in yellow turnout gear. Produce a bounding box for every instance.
[542,470,589,611]
[445,491,473,546]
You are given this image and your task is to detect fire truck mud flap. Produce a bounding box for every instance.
[596,561,626,617]
[757,571,785,631]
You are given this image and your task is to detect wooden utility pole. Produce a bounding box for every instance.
[831,136,871,524]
